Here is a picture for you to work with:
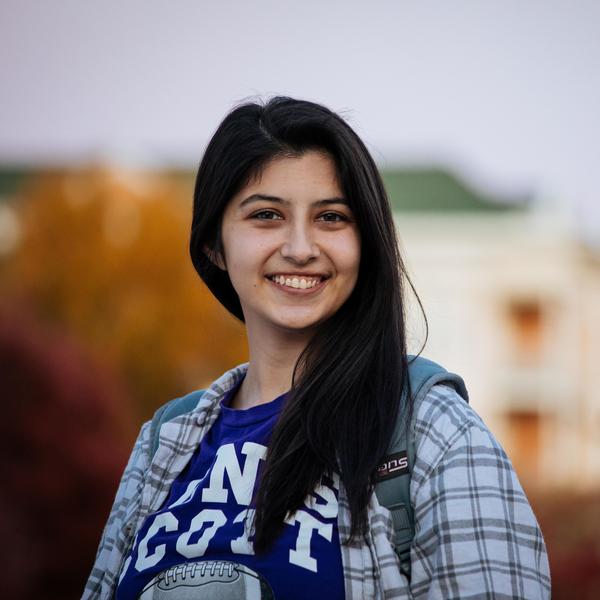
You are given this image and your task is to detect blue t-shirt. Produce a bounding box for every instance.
[116,378,344,599]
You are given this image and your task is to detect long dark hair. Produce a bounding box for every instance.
[190,96,422,551]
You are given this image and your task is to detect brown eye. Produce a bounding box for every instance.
[318,212,347,222]
[252,210,283,220]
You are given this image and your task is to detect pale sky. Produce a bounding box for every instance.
[1,1,599,240]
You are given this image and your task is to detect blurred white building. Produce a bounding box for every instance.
[385,168,600,492]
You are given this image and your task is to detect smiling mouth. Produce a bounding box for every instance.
[266,274,329,290]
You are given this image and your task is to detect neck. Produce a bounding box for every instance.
[231,319,314,410]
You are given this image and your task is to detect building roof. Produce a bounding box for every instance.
[381,167,528,213]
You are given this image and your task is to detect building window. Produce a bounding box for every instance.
[506,299,544,365]
[503,409,542,485]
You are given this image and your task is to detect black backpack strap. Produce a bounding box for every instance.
[149,390,206,459]
[374,355,469,579]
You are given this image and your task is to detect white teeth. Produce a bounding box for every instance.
[270,275,322,289]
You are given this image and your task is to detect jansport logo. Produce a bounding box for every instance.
[375,451,409,482]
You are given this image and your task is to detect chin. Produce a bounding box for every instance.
[272,312,326,333]
[276,319,321,333]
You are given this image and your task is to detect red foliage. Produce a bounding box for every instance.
[532,492,600,599]
[0,304,136,600]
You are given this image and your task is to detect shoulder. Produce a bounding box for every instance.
[151,361,250,434]
[114,419,153,509]
[412,382,500,482]
[83,420,153,598]
[410,382,530,514]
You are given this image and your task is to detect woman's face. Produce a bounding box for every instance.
[218,150,361,336]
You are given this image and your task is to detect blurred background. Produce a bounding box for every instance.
[1,1,599,597]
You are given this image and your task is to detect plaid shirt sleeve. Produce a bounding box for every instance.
[408,384,551,599]
[82,420,151,599]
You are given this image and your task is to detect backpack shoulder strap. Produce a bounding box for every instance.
[149,389,206,459]
[374,355,469,579]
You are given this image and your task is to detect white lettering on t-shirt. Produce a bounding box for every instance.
[176,508,227,559]
[304,481,338,519]
[286,509,333,573]
[168,479,202,509]
[230,508,256,555]
[201,442,267,505]
[130,447,340,577]
[135,512,179,571]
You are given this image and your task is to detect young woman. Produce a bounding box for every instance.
[84,97,551,599]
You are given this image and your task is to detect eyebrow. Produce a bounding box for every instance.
[238,193,349,209]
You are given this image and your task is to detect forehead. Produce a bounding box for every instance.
[240,151,342,199]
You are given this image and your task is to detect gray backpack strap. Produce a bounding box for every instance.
[149,390,206,459]
[374,355,469,579]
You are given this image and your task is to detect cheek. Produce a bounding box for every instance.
[331,235,361,277]
[222,231,276,284]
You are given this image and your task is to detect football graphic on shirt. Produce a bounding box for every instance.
[138,560,274,599]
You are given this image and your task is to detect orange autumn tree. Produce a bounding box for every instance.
[2,166,247,421]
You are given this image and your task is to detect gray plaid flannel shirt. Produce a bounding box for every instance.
[83,362,551,599]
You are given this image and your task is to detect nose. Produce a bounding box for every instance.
[280,222,320,264]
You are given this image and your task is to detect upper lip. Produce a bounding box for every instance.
[266,272,329,279]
